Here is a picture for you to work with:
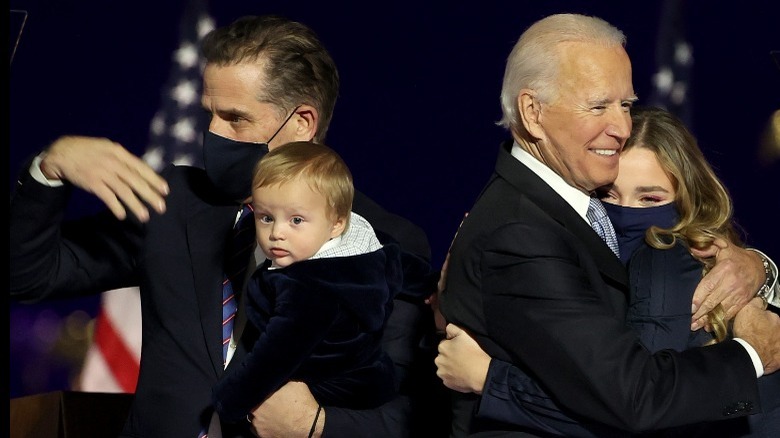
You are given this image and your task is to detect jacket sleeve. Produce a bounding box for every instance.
[10,159,142,302]
[323,261,444,437]
[481,222,760,433]
[476,359,623,437]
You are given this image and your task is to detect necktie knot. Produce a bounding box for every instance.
[587,198,620,258]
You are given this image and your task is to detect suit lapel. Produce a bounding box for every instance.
[189,200,240,375]
[494,141,629,288]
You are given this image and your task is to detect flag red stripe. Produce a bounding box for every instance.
[93,308,140,392]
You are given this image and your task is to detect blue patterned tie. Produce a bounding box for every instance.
[587,198,620,258]
[222,204,255,364]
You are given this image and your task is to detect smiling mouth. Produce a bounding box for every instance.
[592,149,617,156]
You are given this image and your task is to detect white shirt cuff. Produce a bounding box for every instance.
[733,338,764,378]
[30,154,64,187]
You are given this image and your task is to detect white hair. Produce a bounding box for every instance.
[497,14,626,136]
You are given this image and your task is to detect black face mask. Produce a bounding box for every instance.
[602,202,678,265]
[202,107,299,201]
[202,131,270,201]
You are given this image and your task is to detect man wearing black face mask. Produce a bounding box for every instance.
[201,105,299,202]
[10,15,443,438]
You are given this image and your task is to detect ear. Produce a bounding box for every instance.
[518,89,544,140]
[292,104,319,142]
[330,215,347,238]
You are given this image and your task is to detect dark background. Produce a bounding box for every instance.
[9,0,780,399]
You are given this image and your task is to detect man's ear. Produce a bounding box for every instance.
[518,89,543,139]
[293,104,319,141]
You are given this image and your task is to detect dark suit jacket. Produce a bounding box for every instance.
[475,238,780,437]
[214,245,403,422]
[438,141,761,436]
[10,162,440,437]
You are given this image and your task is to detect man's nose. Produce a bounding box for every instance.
[605,109,631,142]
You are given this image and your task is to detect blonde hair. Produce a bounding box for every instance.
[252,141,353,226]
[626,107,743,342]
[498,13,626,137]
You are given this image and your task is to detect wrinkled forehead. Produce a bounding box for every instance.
[553,42,634,101]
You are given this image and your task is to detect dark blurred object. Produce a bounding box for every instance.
[771,50,780,73]
[10,9,28,64]
[10,391,133,438]
[759,109,780,167]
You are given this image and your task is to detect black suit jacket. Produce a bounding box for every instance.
[439,141,761,436]
[10,162,439,437]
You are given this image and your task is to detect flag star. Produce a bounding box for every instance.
[175,42,199,69]
[149,112,166,136]
[143,146,165,171]
[674,41,692,66]
[171,79,198,107]
[197,16,216,39]
[653,67,674,93]
[171,117,197,143]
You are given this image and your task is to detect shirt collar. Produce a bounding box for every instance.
[510,141,591,222]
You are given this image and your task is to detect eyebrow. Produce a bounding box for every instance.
[634,185,670,194]
[221,107,253,119]
[201,102,253,120]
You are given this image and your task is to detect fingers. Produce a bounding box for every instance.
[691,274,727,328]
[435,325,489,394]
[445,323,462,340]
[42,136,169,222]
[112,149,169,221]
[692,237,728,258]
[692,246,760,323]
[690,246,718,259]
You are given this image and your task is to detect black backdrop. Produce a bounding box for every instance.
[9,0,780,398]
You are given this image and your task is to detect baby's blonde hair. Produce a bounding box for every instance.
[253,141,353,226]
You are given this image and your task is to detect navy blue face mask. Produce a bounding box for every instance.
[602,202,678,265]
[202,107,299,201]
[202,131,270,201]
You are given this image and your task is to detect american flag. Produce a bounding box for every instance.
[74,0,214,393]
[143,0,214,171]
[648,0,693,128]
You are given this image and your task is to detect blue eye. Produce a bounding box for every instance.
[260,215,273,224]
[291,217,304,225]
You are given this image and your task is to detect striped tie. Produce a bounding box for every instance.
[587,197,620,259]
[222,204,255,364]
